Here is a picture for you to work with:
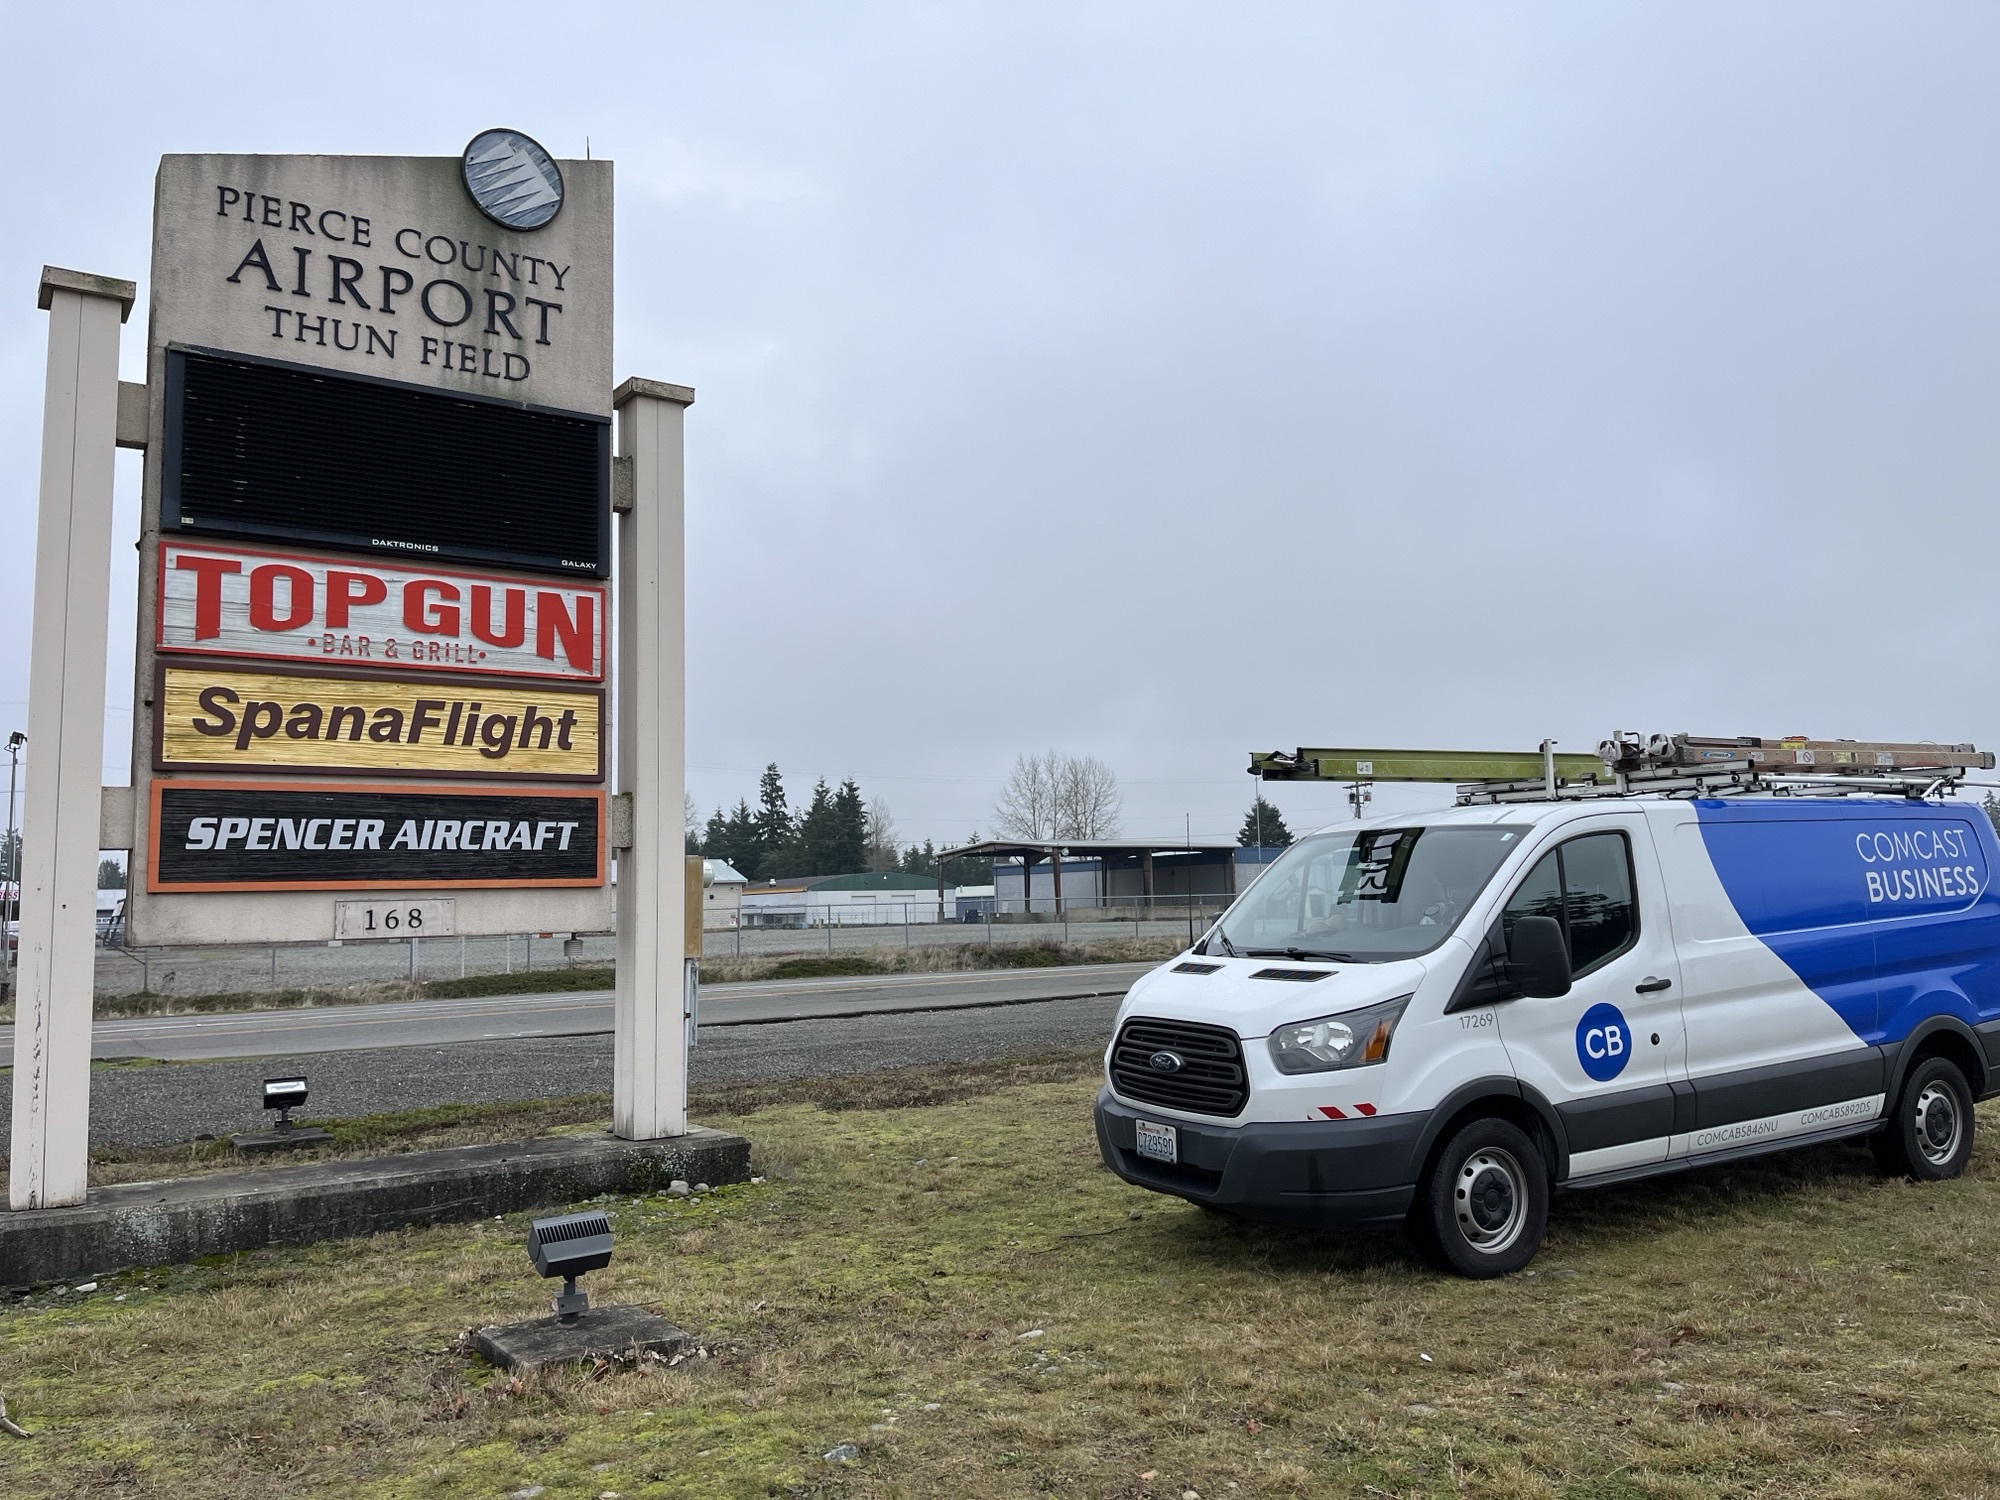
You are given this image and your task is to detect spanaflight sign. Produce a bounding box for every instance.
[158,543,605,681]
[154,664,603,779]
[125,135,617,945]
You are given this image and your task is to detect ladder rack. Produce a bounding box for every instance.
[1248,735,1995,805]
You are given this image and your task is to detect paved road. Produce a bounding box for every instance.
[0,992,1130,1149]
[0,963,1152,1067]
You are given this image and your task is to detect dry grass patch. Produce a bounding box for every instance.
[6,1073,2000,1496]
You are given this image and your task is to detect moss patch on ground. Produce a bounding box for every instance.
[9,1067,2000,1497]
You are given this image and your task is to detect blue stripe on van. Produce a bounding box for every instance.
[1692,799,2000,1045]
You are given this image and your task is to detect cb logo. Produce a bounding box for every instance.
[1574,1002,1631,1082]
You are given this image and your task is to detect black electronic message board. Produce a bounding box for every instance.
[161,348,609,578]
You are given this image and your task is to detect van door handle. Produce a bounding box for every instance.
[1634,977,1672,994]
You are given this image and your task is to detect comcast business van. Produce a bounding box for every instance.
[1095,790,2000,1276]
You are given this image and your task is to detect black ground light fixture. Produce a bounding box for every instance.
[474,1209,692,1372]
[263,1076,309,1130]
[528,1211,614,1324]
[231,1075,331,1153]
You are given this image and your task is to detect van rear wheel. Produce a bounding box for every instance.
[1410,1118,1548,1278]
[1872,1056,1975,1181]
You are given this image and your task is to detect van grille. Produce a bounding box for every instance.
[1110,1017,1249,1118]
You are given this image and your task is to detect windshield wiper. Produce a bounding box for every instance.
[1243,947,1360,963]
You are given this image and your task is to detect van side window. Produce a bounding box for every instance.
[1560,832,1637,971]
[1499,831,1637,982]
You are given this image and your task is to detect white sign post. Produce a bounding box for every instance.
[612,377,693,1140]
[10,268,133,1210]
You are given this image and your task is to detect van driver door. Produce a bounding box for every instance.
[1488,816,1687,1179]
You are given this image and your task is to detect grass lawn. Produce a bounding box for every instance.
[4,1054,2000,1498]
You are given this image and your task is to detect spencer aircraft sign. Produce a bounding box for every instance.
[149,782,604,892]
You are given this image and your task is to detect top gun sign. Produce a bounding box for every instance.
[158,542,604,681]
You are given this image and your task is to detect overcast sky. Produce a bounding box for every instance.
[4,4,1999,851]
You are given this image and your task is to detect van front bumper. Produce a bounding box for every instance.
[1094,1088,1423,1229]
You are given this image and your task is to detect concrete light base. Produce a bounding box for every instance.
[0,1125,750,1287]
[472,1303,694,1375]
[230,1127,334,1154]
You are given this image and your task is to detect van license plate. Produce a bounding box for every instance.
[1135,1120,1178,1165]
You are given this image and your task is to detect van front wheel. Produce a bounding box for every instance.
[1872,1056,1975,1181]
[1411,1118,1549,1278]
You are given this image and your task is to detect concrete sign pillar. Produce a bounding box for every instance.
[11,268,134,1210]
[612,378,694,1140]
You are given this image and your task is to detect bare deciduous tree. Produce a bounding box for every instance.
[995,752,1060,840]
[1055,754,1122,839]
[994,752,1122,840]
[864,796,901,871]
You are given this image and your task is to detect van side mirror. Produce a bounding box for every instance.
[1507,915,1571,999]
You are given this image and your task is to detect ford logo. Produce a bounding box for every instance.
[1148,1050,1185,1073]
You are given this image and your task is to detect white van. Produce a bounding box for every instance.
[1095,793,2000,1276]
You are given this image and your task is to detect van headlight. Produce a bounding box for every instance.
[1268,995,1411,1075]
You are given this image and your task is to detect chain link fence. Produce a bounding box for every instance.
[72,895,1233,1000]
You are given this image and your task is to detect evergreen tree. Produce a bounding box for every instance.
[697,801,757,877]
[1238,794,1294,849]
[831,778,868,873]
[900,839,939,876]
[796,778,839,875]
[1984,792,2000,838]
[719,799,759,876]
[940,832,994,888]
[751,764,793,878]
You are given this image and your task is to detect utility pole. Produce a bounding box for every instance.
[1347,780,1373,821]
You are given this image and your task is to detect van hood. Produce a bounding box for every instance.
[1116,953,1438,1039]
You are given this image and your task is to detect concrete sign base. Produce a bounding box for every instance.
[471,1304,695,1376]
[0,1127,749,1286]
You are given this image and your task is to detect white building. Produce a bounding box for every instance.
[740,871,950,928]
[701,860,748,929]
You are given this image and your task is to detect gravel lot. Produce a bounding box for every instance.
[0,994,1123,1149]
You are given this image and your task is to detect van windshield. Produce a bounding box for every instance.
[1210,825,1528,962]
